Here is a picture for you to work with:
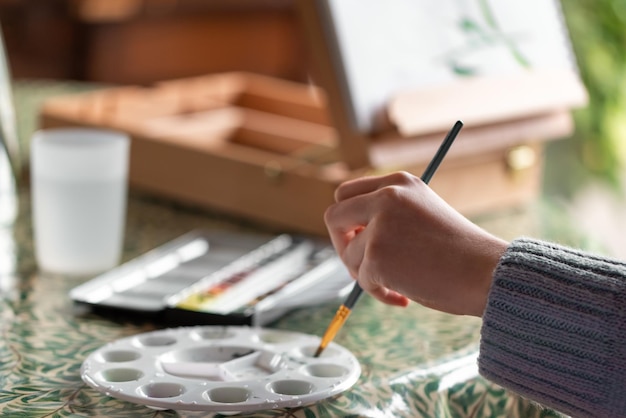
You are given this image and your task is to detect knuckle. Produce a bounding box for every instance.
[388,171,416,185]
[377,184,405,204]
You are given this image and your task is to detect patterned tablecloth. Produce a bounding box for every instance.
[0,82,569,417]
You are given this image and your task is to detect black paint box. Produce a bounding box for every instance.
[69,229,352,326]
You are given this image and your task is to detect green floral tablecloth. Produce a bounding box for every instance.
[0,186,563,417]
[0,81,568,417]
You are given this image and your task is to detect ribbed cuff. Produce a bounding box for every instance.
[478,238,626,418]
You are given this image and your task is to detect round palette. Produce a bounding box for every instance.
[81,326,361,413]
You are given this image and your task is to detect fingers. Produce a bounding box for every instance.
[326,173,413,254]
[331,216,409,307]
[324,193,371,259]
[338,222,367,278]
[325,171,420,309]
[334,171,419,202]
[364,283,410,307]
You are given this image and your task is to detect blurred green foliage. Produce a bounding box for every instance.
[558,0,626,188]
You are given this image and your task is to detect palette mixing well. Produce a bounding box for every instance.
[81,326,361,413]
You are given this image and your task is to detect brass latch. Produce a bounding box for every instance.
[505,144,537,180]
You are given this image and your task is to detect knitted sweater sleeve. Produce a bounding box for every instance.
[478,237,626,418]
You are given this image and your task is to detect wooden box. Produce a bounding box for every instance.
[40,70,579,236]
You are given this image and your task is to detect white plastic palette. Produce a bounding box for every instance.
[81,326,361,413]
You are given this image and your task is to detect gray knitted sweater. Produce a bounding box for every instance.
[478,238,626,418]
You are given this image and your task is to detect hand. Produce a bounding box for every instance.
[324,171,508,317]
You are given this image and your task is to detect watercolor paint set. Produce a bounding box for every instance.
[70,229,353,326]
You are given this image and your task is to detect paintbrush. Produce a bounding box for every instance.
[313,120,464,357]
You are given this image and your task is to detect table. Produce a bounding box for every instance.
[0,82,573,417]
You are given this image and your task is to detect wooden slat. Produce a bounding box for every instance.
[388,69,587,137]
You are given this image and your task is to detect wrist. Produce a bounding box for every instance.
[471,237,508,317]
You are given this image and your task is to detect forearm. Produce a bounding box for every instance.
[478,238,626,417]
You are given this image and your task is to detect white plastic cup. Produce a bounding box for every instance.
[30,128,130,276]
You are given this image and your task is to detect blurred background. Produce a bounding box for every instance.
[1,0,626,255]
